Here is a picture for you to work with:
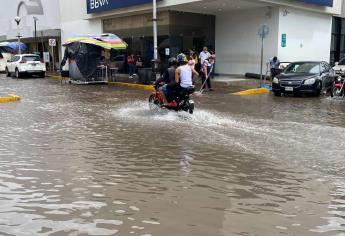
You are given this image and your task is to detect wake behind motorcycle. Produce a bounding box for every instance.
[149,84,195,114]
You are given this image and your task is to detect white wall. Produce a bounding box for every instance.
[59,0,102,68]
[277,7,332,62]
[216,7,279,75]
[60,0,102,42]
[0,0,61,40]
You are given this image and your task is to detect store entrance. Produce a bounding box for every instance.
[103,11,215,67]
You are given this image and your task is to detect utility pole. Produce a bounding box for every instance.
[153,0,158,61]
[14,16,21,54]
[152,0,159,81]
[33,17,38,53]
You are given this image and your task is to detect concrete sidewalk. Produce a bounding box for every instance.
[46,71,265,94]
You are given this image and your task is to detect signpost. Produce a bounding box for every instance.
[258,24,269,87]
[49,39,56,72]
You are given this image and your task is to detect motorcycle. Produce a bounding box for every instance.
[331,75,345,99]
[149,84,195,114]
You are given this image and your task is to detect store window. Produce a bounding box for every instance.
[103,11,215,67]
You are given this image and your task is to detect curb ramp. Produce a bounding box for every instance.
[0,94,21,103]
[233,88,269,96]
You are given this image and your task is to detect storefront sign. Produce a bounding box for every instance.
[303,0,333,7]
[87,0,157,14]
[281,34,287,48]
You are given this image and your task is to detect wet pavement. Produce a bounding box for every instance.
[0,74,345,236]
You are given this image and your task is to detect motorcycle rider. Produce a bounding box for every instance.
[175,53,199,93]
[155,57,178,106]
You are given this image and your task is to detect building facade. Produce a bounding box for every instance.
[0,0,61,66]
[58,0,345,74]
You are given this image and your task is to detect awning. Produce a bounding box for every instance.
[63,33,127,50]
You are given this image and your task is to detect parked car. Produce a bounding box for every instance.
[333,57,345,74]
[5,54,46,78]
[272,61,335,96]
[0,52,13,72]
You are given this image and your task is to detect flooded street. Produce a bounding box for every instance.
[1,75,345,236]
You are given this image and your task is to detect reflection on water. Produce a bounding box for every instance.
[0,77,345,235]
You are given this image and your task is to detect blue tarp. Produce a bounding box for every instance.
[0,42,28,53]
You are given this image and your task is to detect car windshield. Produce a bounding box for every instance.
[24,56,40,62]
[284,62,320,74]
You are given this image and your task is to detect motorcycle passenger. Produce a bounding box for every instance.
[156,57,178,106]
[175,53,199,94]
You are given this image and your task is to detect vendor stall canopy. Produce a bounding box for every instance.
[0,42,28,53]
[63,33,128,50]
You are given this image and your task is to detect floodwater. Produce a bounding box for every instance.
[0,75,345,236]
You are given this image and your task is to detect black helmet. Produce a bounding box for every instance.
[168,57,177,66]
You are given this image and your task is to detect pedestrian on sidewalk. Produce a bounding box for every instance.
[209,51,216,79]
[199,47,211,68]
[268,56,280,80]
[127,53,136,79]
[189,50,198,69]
[201,57,214,91]
[136,53,143,68]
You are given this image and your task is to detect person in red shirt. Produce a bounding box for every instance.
[127,54,136,79]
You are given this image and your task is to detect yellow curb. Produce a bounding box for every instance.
[48,75,69,80]
[108,82,155,91]
[0,94,21,103]
[233,88,269,96]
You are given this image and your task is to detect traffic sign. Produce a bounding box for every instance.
[49,39,56,47]
[258,24,269,39]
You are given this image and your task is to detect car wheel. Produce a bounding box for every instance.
[273,91,281,97]
[5,68,10,77]
[314,82,322,97]
[15,68,21,79]
[39,72,45,78]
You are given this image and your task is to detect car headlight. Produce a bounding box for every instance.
[304,78,316,85]
[272,77,279,84]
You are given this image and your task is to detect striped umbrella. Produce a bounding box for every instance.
[63,33,127,50]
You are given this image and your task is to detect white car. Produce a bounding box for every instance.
[0,52,13,72]
[5,54,46,78]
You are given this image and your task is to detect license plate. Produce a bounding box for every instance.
[30,63,36,66]
[285,87,293,91]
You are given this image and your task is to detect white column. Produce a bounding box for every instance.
[153,0,158,60]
